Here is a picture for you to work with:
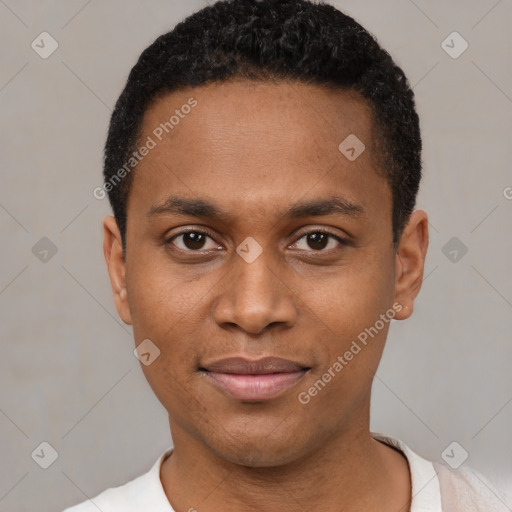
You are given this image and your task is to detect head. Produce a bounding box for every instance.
[103,0,428,467]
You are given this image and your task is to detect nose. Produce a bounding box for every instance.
[212,245,298,335]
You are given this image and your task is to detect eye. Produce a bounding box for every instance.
[165,228,347,254]
[292,230,347,252]
[166,229,221,252]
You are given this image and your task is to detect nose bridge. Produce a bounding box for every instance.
[234,243,275,296]
[213,239,296,333]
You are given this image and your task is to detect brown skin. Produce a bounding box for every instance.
[103,80,428,512]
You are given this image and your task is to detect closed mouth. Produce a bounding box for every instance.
[199,356,311,401]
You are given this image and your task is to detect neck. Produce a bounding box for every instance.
[160,413,411,512]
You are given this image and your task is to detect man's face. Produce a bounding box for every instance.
[105,80,424,466]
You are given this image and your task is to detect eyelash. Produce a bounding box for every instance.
[165,228,348,254]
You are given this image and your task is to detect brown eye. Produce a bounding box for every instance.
[167,230,220,252]
[306,232,329,250]
[182,232,207,250]
[292,230,346,252]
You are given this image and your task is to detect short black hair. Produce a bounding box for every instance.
[103,0,422,251]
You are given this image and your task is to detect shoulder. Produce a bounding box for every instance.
[61,449,173,512]
[371,432,511,511]
[61,470,153,512]
[62,484,136,512]
[433,461,511,512]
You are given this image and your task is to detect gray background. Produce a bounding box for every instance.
[1,1,511,511]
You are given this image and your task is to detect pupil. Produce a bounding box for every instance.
[308,233,327,250]
[184,232,205,250]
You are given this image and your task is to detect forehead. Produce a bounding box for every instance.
[129,80,389,222]
[142,80,378,163]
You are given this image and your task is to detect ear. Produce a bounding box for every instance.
[103,215,132,325]
[393,210,429,320]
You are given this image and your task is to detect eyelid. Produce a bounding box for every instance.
[167,226,217,240]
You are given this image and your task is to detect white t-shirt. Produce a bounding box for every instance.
[62,432,509,512]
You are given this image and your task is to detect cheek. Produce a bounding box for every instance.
[307,251,396,338]
[126,269,209,404]
[299,249,396,402]
[126,259,204,337]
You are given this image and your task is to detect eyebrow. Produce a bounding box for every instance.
[147,195,365,222]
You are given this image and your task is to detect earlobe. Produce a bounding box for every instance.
[393,210,429,321]
[103,215,133,325]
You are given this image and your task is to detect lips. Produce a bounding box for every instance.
[200,357,310,401]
